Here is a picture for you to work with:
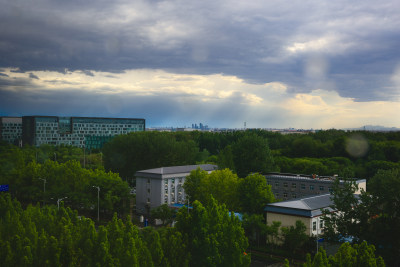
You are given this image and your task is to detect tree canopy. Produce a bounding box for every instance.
[175,197,250,267]
[183,168,275,213]
[322,168,400,265]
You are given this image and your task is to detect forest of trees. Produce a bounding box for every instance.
[102,129,400,183]
[1,128,399,265]
[0,193,249,267]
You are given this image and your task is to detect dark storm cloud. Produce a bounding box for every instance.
[0,0,399,103]
[29,73,39,79]
[81,70,95,77]
[0,76,256,127]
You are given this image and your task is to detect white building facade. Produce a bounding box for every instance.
[135,164,218,214]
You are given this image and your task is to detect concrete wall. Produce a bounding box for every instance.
[266,212,325,244]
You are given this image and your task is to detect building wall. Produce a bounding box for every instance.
[266,175,334,200]
[355,180,366,194]
[266,212,325,242]
[136,175,188,214]
[22,116,145,148]
[266,174,366,201]
[267,212,312,236]
[0,117,22,145]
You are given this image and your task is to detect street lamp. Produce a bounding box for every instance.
[57,197,68,210]
[54,152,57,162]
[38,178,46,206]
[92,186,100,221]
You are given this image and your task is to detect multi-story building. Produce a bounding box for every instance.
[0,117,22,145]
[265,173,366,201]
[1,115,146,149]
[135,164,218,214]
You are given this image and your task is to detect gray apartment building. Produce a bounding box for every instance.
[135,164,218,214]
[265,173,366,201]
[0,115,145,149]
[0,117,22,146]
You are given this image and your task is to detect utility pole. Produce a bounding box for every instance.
[57,197,67,210]
[39,178,46,206]
[92,186,100,221]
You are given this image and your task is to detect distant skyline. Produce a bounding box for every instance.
[1,0,400,129]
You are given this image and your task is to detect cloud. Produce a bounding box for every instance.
[29,73,39,79]
[0,68,399,129]
[0,0,399,103]
[1,0,400,129]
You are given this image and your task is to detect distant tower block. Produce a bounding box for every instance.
[244,122,246,129]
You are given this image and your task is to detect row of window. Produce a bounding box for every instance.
[272,181,332,192]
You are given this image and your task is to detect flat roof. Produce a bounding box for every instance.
[265,173,365,183]
[135,164,218,179]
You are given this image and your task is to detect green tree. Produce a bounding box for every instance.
[176,198,250,267]
[281,220,309,253]
[141,227,164,267]
[150,204,175,226]
[304,242,385,267]
[238,173,275,214]
[232,134,275,177]
[182,168,208,205]
[217,145,235,171]
[322,169,400,265]
[184,168,240,211]
[103,132,199,183]
[159,228,190,267]
[242,213,268,246]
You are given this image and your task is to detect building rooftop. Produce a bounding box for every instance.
[135,164,218,178]
[265,172,365,183]
[265,194,335,217]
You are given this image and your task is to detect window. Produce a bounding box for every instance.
[310,185,314,190]
[328,187,333,193]
[292,183,297,188]
[320,220,324,229]
[283,192,288,198]
[275,182,279,187]
[147,198,150,203]
[292,193,297,198]
[283,182,288,188]
[313,221,317,231]
[147,179,150,184]
[320,186,324,191]
[147,188,150,193]
[301,184,305,190]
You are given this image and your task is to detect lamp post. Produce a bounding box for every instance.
[54,152,57,162]
[38,178,46,206]
[92,186,100,221]
[57,197,68,210]
[187,196,190,214]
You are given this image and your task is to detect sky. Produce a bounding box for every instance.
[0,0,399,129]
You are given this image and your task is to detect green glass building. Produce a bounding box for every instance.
[0,117,23,146]
[18,116,145,149]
